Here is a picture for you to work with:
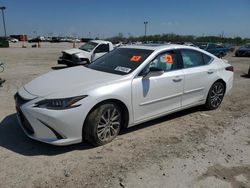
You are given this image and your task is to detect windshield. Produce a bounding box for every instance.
[88,48,153,75]
[79,42,98,52]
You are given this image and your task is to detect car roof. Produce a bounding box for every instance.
[119,44,199,52]
[91,40,111,44]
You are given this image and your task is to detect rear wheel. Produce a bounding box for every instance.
[83,103,121,146]
[205,82,225,110]
[248,66,250,75]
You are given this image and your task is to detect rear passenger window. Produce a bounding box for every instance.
[203,54,212,64]
[180,49,205,68]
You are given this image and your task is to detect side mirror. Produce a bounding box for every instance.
[143,67,164,79]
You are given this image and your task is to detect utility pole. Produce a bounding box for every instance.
[0,6,7,38]
[144,21,148,36]
[221,31,224,41]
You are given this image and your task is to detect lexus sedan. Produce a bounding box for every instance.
[15,44,234,146]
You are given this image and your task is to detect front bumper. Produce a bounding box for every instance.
[58,58,74,66]
[14,92,88,146]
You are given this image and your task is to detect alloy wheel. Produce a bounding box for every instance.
[210,83,224,108]
[97,107,121,142]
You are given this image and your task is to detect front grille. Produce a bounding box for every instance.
[62,52,72,61]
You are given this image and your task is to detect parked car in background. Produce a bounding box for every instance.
[69,38,81,43]
[8,38,19,43]
[235,44,250,57]
[28,36,45,43]
[15,44,234,146]
[184,42,198,47]
[28,38,41,43]
[197,43,227,58]
[58,40,114,66]
[50,37,61,43]
[223,44,235,52]
[45,37,52,42]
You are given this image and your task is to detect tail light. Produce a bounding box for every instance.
[225,66,234,72]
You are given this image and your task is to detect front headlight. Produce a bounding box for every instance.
[34,95,87,110]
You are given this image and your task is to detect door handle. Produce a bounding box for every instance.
[207,70,214,74]
[172,78,182,82]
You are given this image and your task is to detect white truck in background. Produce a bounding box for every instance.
[58,40,114,66]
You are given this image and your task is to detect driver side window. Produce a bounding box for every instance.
[149,50,178,72]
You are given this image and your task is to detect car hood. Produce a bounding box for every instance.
[23,66,121,97]
[63,48,91,56]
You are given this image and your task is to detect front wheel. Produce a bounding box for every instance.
[205,82,225,110]
[83,103,122,146]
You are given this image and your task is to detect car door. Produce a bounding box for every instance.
[92,44,110,61]
[179,49,218,107]
[132,50,184,123]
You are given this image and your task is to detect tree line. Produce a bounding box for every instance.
[106,33,250,45]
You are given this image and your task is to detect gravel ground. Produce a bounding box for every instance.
[0,42,249,188]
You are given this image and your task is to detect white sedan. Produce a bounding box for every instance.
[15,44,234,146]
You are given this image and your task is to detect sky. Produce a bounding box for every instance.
[0,0,250,38]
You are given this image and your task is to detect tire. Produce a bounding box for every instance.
[83,103,122,146]
[205,82,225,110]
[248,66,250,75]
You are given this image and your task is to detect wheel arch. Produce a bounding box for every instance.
[206,78,227,100]
[82,99,130,138]
[204,78,227,110]
[214,78,226,93]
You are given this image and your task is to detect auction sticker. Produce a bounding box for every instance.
[165,55,173,64]
[160,54,173,64]
[115,66,131,73]
[130,55,142,62]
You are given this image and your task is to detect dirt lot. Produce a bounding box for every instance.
[0,42,250,188]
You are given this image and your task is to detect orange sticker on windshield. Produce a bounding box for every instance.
[130,55,142,62]
[165,55,173,64]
